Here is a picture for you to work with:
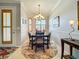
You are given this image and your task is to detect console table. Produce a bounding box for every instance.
[61,38,79,59]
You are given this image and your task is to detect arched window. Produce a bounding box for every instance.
[36,19,45,32]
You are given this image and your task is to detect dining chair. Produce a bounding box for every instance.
[44,33,51,49]
[35,36,45,52]
[28,32,36,49]
[28,32,32,46]
[36,31,44,35]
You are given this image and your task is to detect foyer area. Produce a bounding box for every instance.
[0,0,79,59]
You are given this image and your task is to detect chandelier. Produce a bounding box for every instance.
[34,4,45,19]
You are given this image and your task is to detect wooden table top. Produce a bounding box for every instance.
[61,38,79,48]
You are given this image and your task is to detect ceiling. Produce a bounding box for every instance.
[20,0,62,19]
[0,0,76,19]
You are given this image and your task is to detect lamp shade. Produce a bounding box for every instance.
[70,20,74,25]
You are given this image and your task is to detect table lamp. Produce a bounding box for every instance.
[69,20,75,39]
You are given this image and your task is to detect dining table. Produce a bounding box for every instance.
[31,33,50,49]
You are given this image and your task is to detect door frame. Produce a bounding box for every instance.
[2,9,12,44]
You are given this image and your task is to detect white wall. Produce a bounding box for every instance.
[49,0,79,58]
[21,17,28,44]
[21,2,29,44]
[0,3,21,47]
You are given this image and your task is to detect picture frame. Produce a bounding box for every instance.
[52,16,60,27]
[22,18,27,24]
[22,18,25,24]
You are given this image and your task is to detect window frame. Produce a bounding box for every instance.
[35,19,46,31]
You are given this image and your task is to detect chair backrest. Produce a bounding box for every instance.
[46,33,51,42]
[48,33,51,44]
[48,33,51,39]
[28,32,32,39]
[35,36,44,44]
[36,31,44,35]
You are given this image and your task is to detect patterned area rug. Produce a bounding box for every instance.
[21,42,58,59]
[0,47,18,59]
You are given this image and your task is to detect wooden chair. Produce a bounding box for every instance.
[28,32,36,49]
[44,33,51,49]
[35,36,45,52]
[36,31,44,35]
[28,32,32,46]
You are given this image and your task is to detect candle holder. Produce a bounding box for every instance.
[69,20,74,39]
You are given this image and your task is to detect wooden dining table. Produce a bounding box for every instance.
[31,33,49,49]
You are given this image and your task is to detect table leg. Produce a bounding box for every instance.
[47,39,49,49]
[70,46,73,56]
[47,40,48,49]
[61,40,64,59]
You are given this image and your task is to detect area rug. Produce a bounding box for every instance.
[21,42,58,59]
[0,47,18,59]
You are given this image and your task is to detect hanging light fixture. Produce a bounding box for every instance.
[34,4,45,19]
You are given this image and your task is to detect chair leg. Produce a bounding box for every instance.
[35,45,37,52]
[43,45,45,52]
[47,43,49,49]
[35,44,45,52]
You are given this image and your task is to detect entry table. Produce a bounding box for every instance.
[61,38,79,59]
